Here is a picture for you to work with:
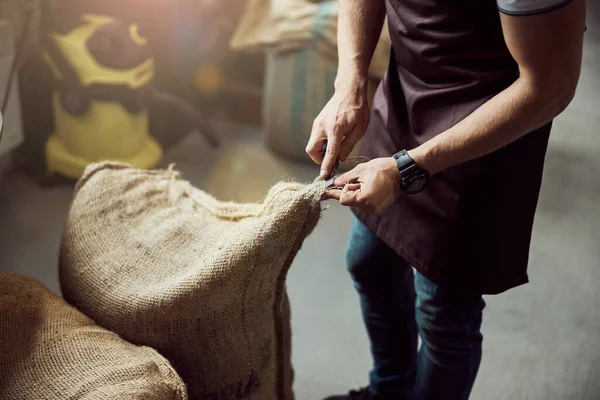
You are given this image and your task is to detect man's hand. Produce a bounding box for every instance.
[326,157,401,215]
[305,0,385,178]
[305,85,370,178]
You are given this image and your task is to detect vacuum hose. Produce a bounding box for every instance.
[152,90,220,149]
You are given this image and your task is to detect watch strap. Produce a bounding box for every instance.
[393,149,430,194]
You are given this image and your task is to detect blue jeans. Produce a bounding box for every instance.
[346,218,486,400]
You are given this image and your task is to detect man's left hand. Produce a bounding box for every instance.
[325,157,401,215]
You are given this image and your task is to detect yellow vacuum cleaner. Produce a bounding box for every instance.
[43,13,161,179]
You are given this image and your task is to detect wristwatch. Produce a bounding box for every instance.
[393,150,430,195]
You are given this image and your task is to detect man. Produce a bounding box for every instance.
[305,0,586,399]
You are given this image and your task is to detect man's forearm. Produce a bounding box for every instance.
[408,1,585,176]
[335,0,386,92]
[408,76,576,175]
[307,0,385,174]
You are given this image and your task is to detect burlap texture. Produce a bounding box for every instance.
[59,162,325,400]
[229,0,391,79]
[0,272,188,400]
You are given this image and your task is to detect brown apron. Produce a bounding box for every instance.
[353,0,552,294]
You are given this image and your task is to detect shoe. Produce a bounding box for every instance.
[323,387,372,400]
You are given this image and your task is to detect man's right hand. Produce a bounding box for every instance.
[305,81,370,179]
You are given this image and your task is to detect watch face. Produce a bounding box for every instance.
[408,177,428,194]
[403,173,429,195]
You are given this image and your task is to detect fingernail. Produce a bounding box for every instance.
[320,169,327,177]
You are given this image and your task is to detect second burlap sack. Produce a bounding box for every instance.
[0,272,187,400]
[60,162,325,400]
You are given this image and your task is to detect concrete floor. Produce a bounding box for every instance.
[2,7,600,400]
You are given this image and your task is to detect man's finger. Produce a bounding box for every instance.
[338,125,364,162]
[339,187,361,207]
[345,183,361,191]
[333,168,360,187]
[305,132,326,165]
[324,188,342,200]
[320,136,341,178]
[323,181,361,200]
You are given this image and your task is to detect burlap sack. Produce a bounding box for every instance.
[230,0,391,78]
[59,162,325,400]
[0,272,187,400]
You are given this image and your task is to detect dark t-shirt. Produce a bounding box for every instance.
[497,0,574,15]
[353,0,573,294]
